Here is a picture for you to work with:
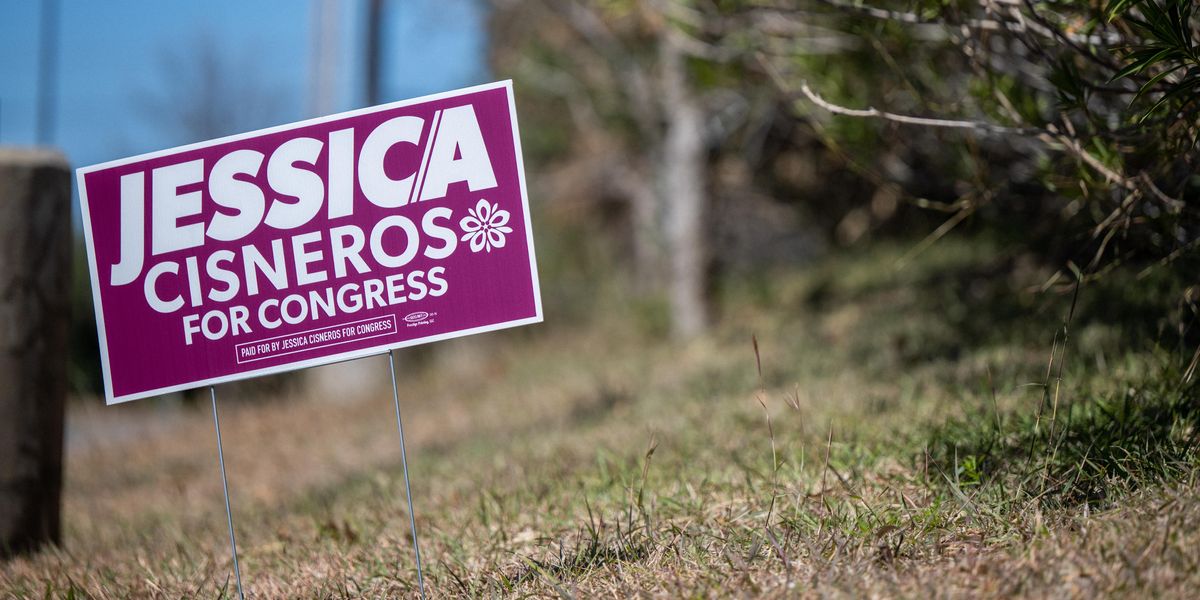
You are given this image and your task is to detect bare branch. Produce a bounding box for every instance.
[752,0,1126,46]
[549,0,658,135]
[1041,123,1134,189]
[1018,0,1123,71]
[797,78,1040,136]
[665,27,739,62]
[756,54,1150,194]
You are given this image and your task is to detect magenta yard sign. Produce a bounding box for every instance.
[78,81,542,404]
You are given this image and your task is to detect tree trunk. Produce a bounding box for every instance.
[611,164,662,290]
[0,148,70,559]
[658,38,707,338]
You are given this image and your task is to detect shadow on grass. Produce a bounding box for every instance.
[464,533,649,596]
[800,239,1198,374]
[926,375,1200,510]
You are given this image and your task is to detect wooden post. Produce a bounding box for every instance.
[0,148,71,558]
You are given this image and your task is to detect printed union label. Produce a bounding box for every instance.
[78,81,542,404]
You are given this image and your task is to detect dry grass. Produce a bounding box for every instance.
[3,239,1197,598]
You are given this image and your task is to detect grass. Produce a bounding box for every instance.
[927,368,1200,510]
[3,235,1199,598]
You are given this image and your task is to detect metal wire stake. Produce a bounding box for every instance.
[211,386,245,600]
[388,350,427,598]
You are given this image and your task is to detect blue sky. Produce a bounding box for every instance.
[0,0,490,171]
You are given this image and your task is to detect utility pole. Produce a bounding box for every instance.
[309,0,339,117]
[365,0,385,106]
[36,0,60,145]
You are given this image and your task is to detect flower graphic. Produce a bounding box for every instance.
[459,199,513,253]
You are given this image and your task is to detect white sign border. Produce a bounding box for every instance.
[77,80,543,405]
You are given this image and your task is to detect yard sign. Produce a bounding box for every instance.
[78,81,542,404]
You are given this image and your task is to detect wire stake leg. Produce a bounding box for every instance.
[211,386,245,600]
[388,351,427,598]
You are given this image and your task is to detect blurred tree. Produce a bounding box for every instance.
[753,0,1200,287]
[499,0,1198,342]
[136,31,288,145]
[491,1,759,337]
